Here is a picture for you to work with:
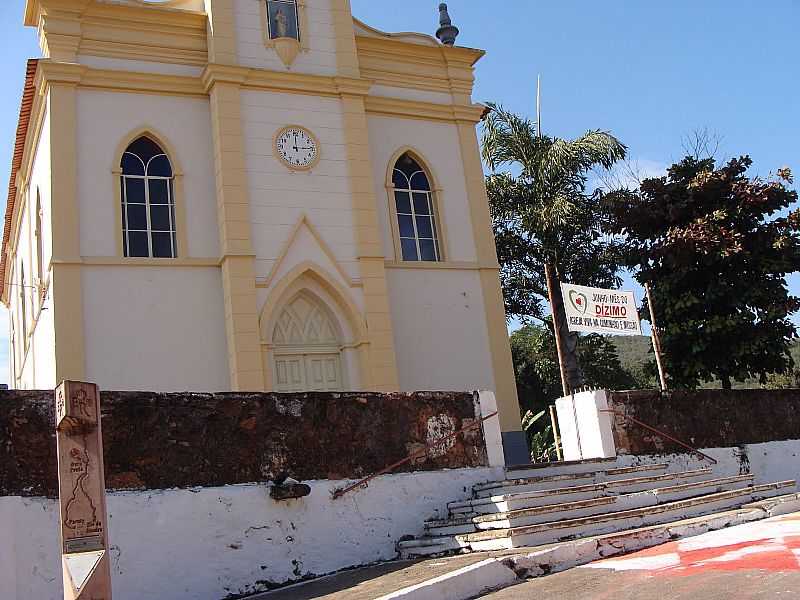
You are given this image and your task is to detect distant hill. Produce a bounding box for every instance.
[609,336,800,389]
[612,335,656,373]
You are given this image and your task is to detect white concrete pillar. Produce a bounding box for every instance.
[555,390,617,461]
[477,391,507,468]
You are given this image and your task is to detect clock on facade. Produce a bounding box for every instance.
[274,125,320,170]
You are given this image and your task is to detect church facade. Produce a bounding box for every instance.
[3,0,526,462]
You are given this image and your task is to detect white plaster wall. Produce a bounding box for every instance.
[76,90,219,258]
[369,85,455,105]
[386,269,495,393]
[255,222,363,311]
[77,55,204,77]
[14,198,31,388]
[0,497,16,600]
[235,0,340,75]
[82,267,230,391]
[27,292,56,388]
[366,115,478,262]
[616,439,800,485]
[0,467,502,600]
[12,196,33,389]
[8,265,20,385]
[241,89,360,283]
[0,495,60,600]
[27,102,56,389]
[12,101,55,389]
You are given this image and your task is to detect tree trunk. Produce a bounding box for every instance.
[545,263,585,395]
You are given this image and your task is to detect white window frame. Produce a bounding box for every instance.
[392,165,442,262]
[120,149,177,259]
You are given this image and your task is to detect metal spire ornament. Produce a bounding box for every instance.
[436,3,459,46]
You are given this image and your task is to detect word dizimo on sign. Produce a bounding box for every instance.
[561,283,642,336]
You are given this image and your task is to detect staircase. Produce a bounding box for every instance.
[398,457,798,558]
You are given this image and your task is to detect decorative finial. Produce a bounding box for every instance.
[436,3,459,46]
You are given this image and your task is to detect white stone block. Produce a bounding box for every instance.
[477,391,505,468]
[555,390,617,461]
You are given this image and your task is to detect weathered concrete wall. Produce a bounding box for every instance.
[0,388,499,599]
[0,467,503,600]
[616,439,800,488]
[0,389,487,497]
[608,389,800,456]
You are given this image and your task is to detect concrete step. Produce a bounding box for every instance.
[473,474,756,531]
[426,474,753,537]
[389,496,800,599]
[396,533,464,557]
[504,457,618,480]
[402,480,795,558]
[463,480,796,552]
[473,463,671,499]
[449,467,714,516]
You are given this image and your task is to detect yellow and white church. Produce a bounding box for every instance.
[3,0,526,462]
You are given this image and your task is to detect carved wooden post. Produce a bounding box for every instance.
[55,381,112,600]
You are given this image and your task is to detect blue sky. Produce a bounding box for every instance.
[0,0,798,383]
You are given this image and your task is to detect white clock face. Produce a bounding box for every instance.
[275,126,319,170]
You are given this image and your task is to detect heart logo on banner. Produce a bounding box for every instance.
[569,289,588,315]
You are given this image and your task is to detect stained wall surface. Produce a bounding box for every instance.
[0,388,497,599]
[608,389,800,455]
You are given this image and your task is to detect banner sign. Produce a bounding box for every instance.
[561,283,642,336]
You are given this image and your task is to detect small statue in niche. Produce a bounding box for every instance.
[268,0,299,41]
[274,7,288,38]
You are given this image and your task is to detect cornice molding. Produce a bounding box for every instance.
[37,60,206,96]
[364,96,486,124]
[26,0,205,27]
[355,35,484,67]
[28,0,207,64]
[355,35,481,99]
[201,63,373,97]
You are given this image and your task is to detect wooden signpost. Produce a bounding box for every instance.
[644,283,669,392]
[55,381,113,600]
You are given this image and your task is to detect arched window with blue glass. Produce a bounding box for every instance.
[392,152,442,262]
[120,136,176,258]
[267,0,300,41]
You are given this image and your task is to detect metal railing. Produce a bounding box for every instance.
[601,408,717,465]
[331,410,499,500]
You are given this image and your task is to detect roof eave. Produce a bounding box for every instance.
[24,0,39,27]
[1,59,39,307]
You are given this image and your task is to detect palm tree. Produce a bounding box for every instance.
[481,103,627,396]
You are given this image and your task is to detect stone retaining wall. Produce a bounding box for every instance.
[608,389,800,455]
[0,389,487,497]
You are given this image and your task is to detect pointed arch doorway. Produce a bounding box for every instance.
[271,292,344,392]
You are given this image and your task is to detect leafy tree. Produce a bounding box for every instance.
[766,340,800,389]
[510,324,563,414]
[482,104,627,392]
[522,409,557,463]
[607,156,800,389]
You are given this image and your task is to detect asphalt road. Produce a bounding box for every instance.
[481,513,800,599]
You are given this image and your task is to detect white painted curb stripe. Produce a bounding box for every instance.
[376,558,517,600]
